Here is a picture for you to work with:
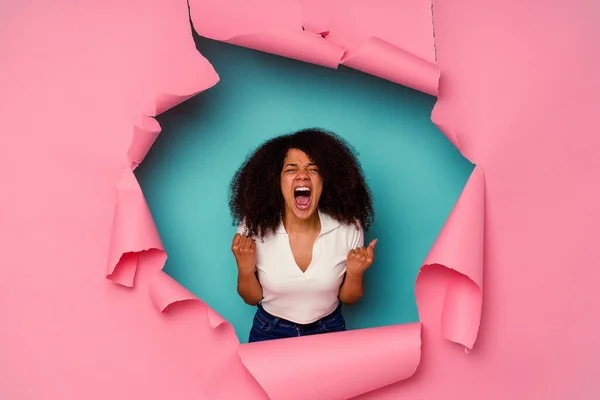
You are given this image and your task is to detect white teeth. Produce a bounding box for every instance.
[295,187,310,192]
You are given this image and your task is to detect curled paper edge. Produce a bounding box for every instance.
[149,270,228,330]
[147,269,422,400]
[188,1,439,96]
[226,30,345,69]
[430,93,462,152]
[432,119,460,151]
[300,0,331,37]
[340,36,440,97]
[416,166,485,349]
[154,86,218,116]
[238,323,422,400]
[106,168,165,287]
[112,63,219,286]
[128,116,162,170]
[131,59,220,166]
[147,271,421,400]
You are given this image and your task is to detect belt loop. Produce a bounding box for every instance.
[272,316,280,327]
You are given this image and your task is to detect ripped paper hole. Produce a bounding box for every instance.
[105,1,487,399]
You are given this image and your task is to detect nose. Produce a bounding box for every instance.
[295,167,309,180]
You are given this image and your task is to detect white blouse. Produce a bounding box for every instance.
[238,210,364,324]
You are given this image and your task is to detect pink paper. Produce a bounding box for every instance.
[150,270,227,329]
[417,166,485,349]
[153,272,421,399]
[239,324,421,400]
[320,0,440,95]
[3,0,599,399]
[340,36,439,96]
[128,116,162,169]
[189,0,439,95]
[106,168,166,287]
[189,0,345,68]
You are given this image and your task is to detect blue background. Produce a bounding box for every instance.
[135,36,473,343]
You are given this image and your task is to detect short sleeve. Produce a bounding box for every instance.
[347,224,364,251]
[237,222,249,236]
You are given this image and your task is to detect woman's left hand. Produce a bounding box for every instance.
[346,239,378,277]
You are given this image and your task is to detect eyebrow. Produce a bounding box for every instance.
[284,162,317,168]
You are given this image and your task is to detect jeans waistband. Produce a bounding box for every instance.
[257,302,342,329]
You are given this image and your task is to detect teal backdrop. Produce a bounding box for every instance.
[135,36,474,343]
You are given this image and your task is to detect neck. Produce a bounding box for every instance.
[283,209,321,235]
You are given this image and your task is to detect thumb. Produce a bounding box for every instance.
[368,239,378,249]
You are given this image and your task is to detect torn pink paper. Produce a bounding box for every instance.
[4,0,600,399]
[131,71,220,168]
[301,0,436,64]
[189,0,439,95]
[430,116,461,151]
[340,36,439,96]
[189,0,345,68]
[239,324,421,400]
[106,168,166,287]
[154,90,217,116]
[304,0,439,95]
[299,0,332,36]
[152,269,421,399]
[417,166,485,349]
[150,270,227,329]
[128,116,162,169]
[107,1,477,398]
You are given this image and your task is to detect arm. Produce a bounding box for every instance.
[339,225,377,305]
[237,270,263,306]
[232,232,263,306]
[338,271,364,305]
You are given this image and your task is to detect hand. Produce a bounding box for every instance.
[232,233,257,275]
[346,239,377,277]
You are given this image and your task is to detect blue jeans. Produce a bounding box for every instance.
[248,303,346,342]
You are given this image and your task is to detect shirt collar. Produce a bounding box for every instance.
[276,209,340,235]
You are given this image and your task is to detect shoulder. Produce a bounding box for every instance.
[340,221,363,241]
[346,222,364,250]
[236,221,279,245]
[321,212,364,250]
[236,222,249,236]
[236,222,260,241]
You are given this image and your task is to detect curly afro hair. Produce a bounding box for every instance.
[228,128,374,238]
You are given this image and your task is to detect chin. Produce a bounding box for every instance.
[293,208,316,220]
[288,202,318,220]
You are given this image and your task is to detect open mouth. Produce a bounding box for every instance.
[293,186,312,210]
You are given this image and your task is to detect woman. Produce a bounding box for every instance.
[228,128,376,342]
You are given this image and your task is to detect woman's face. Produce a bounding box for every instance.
[280,148,323,221]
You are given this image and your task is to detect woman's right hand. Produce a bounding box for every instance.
[232,233,257,275]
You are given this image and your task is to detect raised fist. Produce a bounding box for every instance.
[232,233,257,275]
[346,239,377,276]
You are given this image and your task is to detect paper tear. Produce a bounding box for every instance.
[228,30,345,69]
[431,0,437,62]
[188,0,345,68]
[238,323,422,400]
[108,3,483,399]
[147,269,422,399]
[340,36,439,96]
[154,89,214,116]
[128,116,162,170]
[300,0,333,37]
[150,270,228,329]
[189,0,440,95]
[432,119,461,151]
[417,166,485,349]
[106,168,165,287]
